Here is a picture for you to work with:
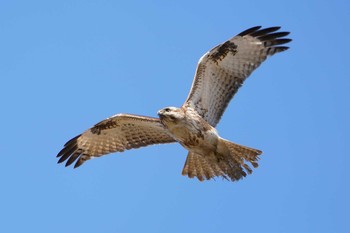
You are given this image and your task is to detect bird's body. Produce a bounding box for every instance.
[158,106,260,180]
[57,26,291,182]
[158,107,218,155]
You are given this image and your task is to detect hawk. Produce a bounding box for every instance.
[57,26,291,182]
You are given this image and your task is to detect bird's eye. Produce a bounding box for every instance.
[165,108,170,112]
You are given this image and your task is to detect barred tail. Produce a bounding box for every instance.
[182,139,262,182]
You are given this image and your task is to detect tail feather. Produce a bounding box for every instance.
[222,139,261,171]
[182,152,221,181]
[193,154,205,181]
[182,139,262,182]
[183,152,196,179]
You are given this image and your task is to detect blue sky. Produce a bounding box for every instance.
[1,0,349,232]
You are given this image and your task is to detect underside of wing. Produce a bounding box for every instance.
[56,114,176,168]
[184,26,292,127]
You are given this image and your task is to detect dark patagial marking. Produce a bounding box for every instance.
[214,152,225,163]
[91,119,120,135]
[209,41,237,64]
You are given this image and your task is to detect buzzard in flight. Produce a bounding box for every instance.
[57,26,291,182]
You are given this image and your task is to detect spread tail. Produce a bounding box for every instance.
[182,139,262,182]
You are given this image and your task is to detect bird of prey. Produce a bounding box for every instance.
[57,26,291,182]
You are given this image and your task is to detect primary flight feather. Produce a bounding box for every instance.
[57,26,291,182]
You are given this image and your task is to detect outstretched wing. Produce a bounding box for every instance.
[183,26,291,127]
[57,114,176,168]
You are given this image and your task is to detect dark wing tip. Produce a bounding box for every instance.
[56,134,84,168]
[237,26,262,36]
[74,156,87,168]
[74,160,82,168]
[238,26,292,52]
[271,38,292,46]
[250,26,281,37]
[257,31,290,42]
[65,152,80,167]
[276,46,290,52]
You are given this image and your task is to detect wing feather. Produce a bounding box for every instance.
[183,26,291,126]
[57,114,176,168]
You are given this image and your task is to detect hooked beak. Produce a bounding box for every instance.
[157,109,164,117]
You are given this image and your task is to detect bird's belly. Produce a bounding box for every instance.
[170,126,219,155]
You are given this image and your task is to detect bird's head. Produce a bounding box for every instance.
[157,107,185,124]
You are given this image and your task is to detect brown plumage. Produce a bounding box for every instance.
[184,26,290,127]
[57,26,291,182]
[57,114,175,168]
